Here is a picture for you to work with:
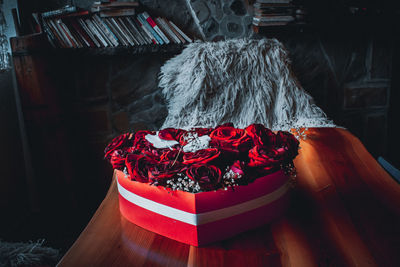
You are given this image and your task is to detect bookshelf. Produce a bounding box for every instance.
[252,23,309,35]
[11,40,186,57]
[10,2,193,214]
[21,2,193,52]
[50,43,185,56]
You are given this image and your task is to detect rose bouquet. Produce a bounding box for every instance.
[105,123,299,193]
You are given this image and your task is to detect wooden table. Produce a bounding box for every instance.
[58,128,400,267]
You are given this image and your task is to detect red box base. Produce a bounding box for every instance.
[116,170,291,246]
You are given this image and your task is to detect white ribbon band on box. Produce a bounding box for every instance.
[117,177,291,226]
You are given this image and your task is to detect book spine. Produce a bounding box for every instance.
[103,18,126,46]
[45,19,67,47]
[53,19,74,47]
[168,21,192,43]
[156,17,176,43]
[69,19,92,47]
[63,19,86,48]
[93,14,119,46]
[135,17,156,44]
[85,19,109,47]
[157,17,181,44]
[99,8,136,18]
[42,5,77,18]
[257,0,291,3]
[137,13,163,44]
[61,19,84,48]
[78,18,101,48]
[41,18,59,47]
[85,19,106,47]
[130,17,152,44]
[108,18,130,46]
[123,17,145,45]
[31,13,42,33]
[142,12,170,44]
[164,19,185,44]
[117,17,139,46]
[92,2,139,8]
[91,18,114,47]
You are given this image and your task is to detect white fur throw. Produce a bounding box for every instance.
[159,38,335,131]
[0,240,59,266]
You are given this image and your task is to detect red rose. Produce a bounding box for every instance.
[275,131,299,159]
[104,133,134,160]
[125,154,156,183]
[110,149,127,170]
[159,128,187,141]
[245,124,275,148]
[148,161,185,183]
[139,149,164,161]
[133,130,154,152]
[248,146,285,172]
[209,126,252,152]
[210,126,244,141]
[183,148,220,165]
[160,149,183,163]
[186,164,222,190]
[230,160,245,175]
[125,154,140,178]
[192,127,213,136]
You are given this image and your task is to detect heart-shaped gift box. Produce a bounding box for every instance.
[106,124,299,246]
[116,169,291,246]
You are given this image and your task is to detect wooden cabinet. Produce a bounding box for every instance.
[11,32,185,215]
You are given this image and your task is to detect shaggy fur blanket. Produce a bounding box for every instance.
[159,38,335,131]
[0,240,59,267]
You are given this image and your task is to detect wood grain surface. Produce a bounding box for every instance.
[58,128,400,267]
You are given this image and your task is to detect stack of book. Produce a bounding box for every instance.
[252,0,295,27]
[36,2,192,48]
[90,1,137,17]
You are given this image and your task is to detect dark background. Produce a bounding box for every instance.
[1,0,399,255]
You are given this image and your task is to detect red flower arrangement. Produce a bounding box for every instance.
[105,124,299,193]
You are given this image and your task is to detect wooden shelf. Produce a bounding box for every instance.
[252,23,311,39]
[52,43,186,56]
[11,33,186,57]
[253,23,308,32]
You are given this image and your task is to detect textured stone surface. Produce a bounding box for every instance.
[107,54,170,130]
[192,1,211,23]
[284,36,338,114]
[128,90,167,130]
[220,15,244,38]
[230,0,246,16]
[203,18,219,37]
[188,0,252,40]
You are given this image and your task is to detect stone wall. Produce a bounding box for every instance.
[187,0,254,40]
